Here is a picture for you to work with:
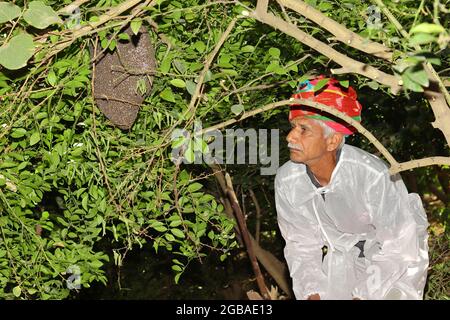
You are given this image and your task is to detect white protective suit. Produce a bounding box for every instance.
[275,144,429,300]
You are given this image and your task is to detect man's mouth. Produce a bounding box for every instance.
[288,143,302,152]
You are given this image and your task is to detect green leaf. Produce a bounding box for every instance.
[265,61,279,73]
[204,70,212,82]
[171,135,188,149]
[318,2,333,11]
[184,143,195,163]
[41,211,49,220]
[172,265,182,272]
[90,260,103,268]
[367,81,379,90]
[339,80,349,88]
[169,220,182,227]
[82,195,88,211]
[174,272,182,284]
[402,73,423,92]
[12,286,21,298]
[100,38,108,49]
[268,47,280,59]
[241,45,255,53]
[409,68,429,88]
[154,226,167,232]
[108,39,116,51]
[170,79,186,88]
[23,1,63,29]
[47,69,57,86]
[411,53,441,66]
[27,288,37,295]
[130,20,142,35]
[193,40,206,53]
[218,55,233,68]
[221,69,238,76]
[193,137,208,154]
[173,60,186,74]
[286,62,298,73]
[171,228,185,238]
[160,55,173,73]
[231,104,244,115]
[160,88,176,102]
[313,78,329,92]
[165,233,175,241]
[0,2,21,24]
[30,131,41,146]
[187,182,202,193]
[408,33,436,46]
[0,33,35,70]
[118,33,130,41]
[186,80,196,96]
[410,23,445,34]
[11,128,27,138]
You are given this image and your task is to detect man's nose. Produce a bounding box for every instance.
[286,129,295,143]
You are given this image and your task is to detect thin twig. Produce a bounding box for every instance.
[183,17,238,119]
[225,173,271,300]
[278,0,394,61]
[250,4,401,94]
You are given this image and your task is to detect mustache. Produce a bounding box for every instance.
[288,143,302,151]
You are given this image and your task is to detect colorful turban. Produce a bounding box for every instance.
[289,76,362,135]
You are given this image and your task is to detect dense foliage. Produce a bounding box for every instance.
[0,0,448,299]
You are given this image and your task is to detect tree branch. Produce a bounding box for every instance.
[211,164,293,298]
[256,0,269,15]
[372,0,450,104]
[371,0,408,38]
[202,98,450,174]
[389,157,450,175]
[201,98,398,165]
[46,0,154,59]
[277,0,394,61]
[182,17,238,119]
[428,184,449,204]
[371,0,450,147]
[423,69,450,147]
[249,5,401,94]
[225,173,271,300]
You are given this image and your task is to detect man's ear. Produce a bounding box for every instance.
[326,132,344,152]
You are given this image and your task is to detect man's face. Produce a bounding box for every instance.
[286,116,329,165]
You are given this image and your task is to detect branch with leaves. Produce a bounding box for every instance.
[248,0,450,148]
[276,0,394,61]
[249,1,402,94]
[370,0,450,147]
[201,98,450,174]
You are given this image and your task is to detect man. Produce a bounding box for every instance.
[275,76,429,300]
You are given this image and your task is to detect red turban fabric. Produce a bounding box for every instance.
[289,76,362,135]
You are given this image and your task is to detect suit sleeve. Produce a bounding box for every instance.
[275,175,328,299]
[352,172,429,299]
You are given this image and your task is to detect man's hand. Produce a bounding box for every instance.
[307,294,321,300]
